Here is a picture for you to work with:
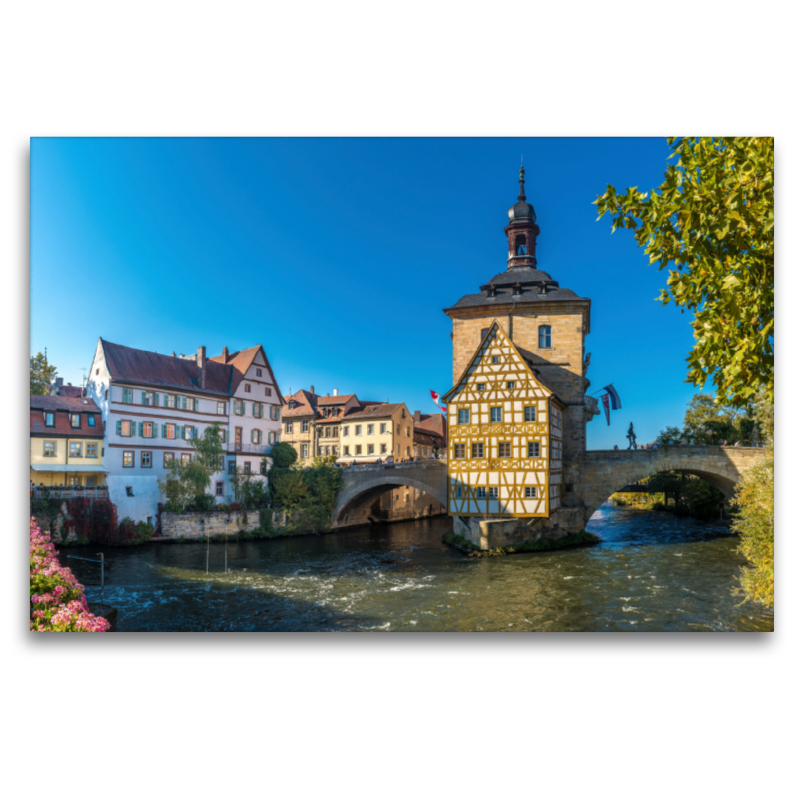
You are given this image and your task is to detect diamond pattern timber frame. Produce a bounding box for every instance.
[442,321,563,518]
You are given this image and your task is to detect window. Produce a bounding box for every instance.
[525,487,537,498]
[245,384,251,393]
[471,442,484,458]
[256,369,262,377]
[87,414,96,427]
[218,402,226,414]
[476,383,485,391]
[70,414,81,428]
[302,420,309,433]
[265,387,272,396]
[507,381,515,389]
[235,399,245,415]
[406,446,410,456]
[528,442,540,458]
[86,476,96,488]
[123,388,133,404]
[270,406,281,421]
[142,391,155,406]
[539,325,552,348]
[380,423,387,434]
[367,424,374,435]
[119,420,133,436]
[343,446,350,456]
[490,407,502,423]
[253,403,264,418]
[498,442,511,458]
[69,442,82,458]
[476,487,487,499]
[285,422,293,434]
[488,487,499,498]
[216,456,224,471]
[492,356,500,364]
[333,427,339,437]
[141,451,152,468]
[44,441,56,457]
[342,426,349,436]
[454,444,466,458]
[251,429,262,444]
[165,394,176,409]
[123,451,134,468]
[325,427,331,438]
[228,461,236,475]
[142,421,154,438]
[325,446,331,456]
[164,452,174,467]
[165,423,176,439]
[381,443,387,454]
[45,413,55,427]
[455,487,463,498]
[355,445,362,455]
[125,486,134,497]
[185,426,195,440]
[368,444,374,455]
[181,453,191,465]
[333,445,339,456]
[355,425,362,436]
[406,427,410,437]
[86,443,97,458]
[396,425,401,435]
[524,406,536,422]
[301,444,308,458]
[457,409,470,424]
[216,482,224,496]
[244,462,251,474]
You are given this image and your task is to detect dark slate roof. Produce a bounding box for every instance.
[444,265,587,312]
[30,395,100,412]
[102,340,231,396]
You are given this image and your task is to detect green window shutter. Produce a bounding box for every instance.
[138,422,143,437]
[178,425,184,439]
[151,423,157,439]
[116,420,121,435]
[154,393,159,407]
[183,397,188,410]
[195,398,200,411]
[141,391,146,404]
[162,424,166,438]
[251,402,255,416]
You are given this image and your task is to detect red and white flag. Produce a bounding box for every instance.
[601,393,611,426]
[431,390,446,412]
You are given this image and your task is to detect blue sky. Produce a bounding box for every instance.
[31,137,701,449]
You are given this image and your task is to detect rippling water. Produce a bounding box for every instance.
[63,504,773,631]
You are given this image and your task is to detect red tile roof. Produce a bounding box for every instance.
[342,403,404,421]
[317,394,357,406]
[102,340,231,396]
[415,413,447,439]
[282,389,319,418]
[30,397,105,438]
[52,384,83,398]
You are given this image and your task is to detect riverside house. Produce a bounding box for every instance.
[85,339,283,522]
[30,395,106,490]
[338,402,415,463]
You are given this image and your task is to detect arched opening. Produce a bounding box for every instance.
[335,483,447,527]
[515,234,527,255]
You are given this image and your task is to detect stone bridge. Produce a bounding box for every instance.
[332,446,766,533]
[333,461,448,526]
[567,445,765,525]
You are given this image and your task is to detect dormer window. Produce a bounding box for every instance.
[487,285,496,297]
[512,283,522,296]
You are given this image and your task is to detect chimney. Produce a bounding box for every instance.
[198,346,207,389]
[222,346,229,361]
[333,388,339,396]
[414,410,421,423]
[310,385,315,394]
[56,377,63,387]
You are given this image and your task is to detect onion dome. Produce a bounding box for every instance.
[508,165,536,221]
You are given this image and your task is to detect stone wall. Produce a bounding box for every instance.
[161,510,282,539]
[453,510,571,550]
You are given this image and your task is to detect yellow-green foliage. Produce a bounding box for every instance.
[733,444,774,607]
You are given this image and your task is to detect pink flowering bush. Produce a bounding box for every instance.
[30,518,110,633]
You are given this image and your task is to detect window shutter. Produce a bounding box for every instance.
[138,422,143,437]
[162,424,166,438]
[116,420,121,435]
[141,391,146,404]
[178,425,184,440]
[151,424,157,439]
[154,393,159,407]
[194,398,200,411]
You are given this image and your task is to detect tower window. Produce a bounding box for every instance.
[539,325,552,348]
[515,235,527,255]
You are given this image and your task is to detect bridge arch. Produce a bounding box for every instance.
[576,446,762,523]
[333,463,448,526]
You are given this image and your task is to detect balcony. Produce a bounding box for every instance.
[32,486,109,500]
[222,442,273,456]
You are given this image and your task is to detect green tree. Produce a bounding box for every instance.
[312,454,338,468]
[30,352,58,395]
[655,426,683,446]
[270,441,298,469]
[158,424,226,510]
[594,137,773,407]
[682,393,755,445]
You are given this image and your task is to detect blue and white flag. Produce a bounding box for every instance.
[601,384,622,410]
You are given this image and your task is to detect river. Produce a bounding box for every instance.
[63,504,773,631]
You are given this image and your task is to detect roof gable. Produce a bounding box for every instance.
[209,345,284,401]
[441,321,554,405]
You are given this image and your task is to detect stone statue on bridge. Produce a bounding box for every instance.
[626,422,637,450]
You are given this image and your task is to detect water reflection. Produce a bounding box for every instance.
[63,504,773,632]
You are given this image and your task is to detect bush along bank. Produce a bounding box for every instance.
[29,518,111,632]
[442,529,601,558]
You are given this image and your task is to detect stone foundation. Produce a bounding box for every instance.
[453,510,572,550]
[161,510,278,539]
